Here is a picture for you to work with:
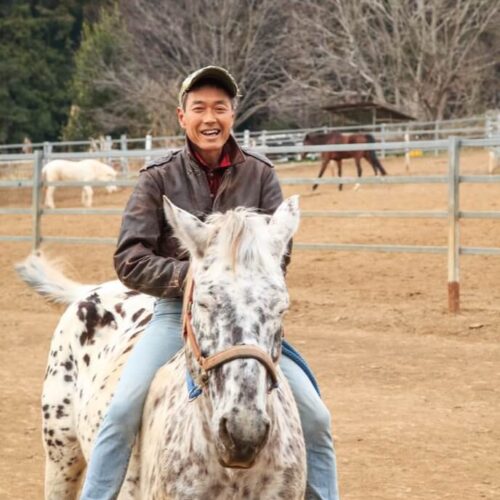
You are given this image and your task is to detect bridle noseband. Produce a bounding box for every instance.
[182,273,279,392]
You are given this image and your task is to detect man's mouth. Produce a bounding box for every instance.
[201,129,221,137]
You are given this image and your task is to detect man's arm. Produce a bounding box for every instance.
[113,170,189,298]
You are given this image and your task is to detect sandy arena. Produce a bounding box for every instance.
[1,150,499,499]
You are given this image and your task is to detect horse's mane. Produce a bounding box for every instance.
[205,208,279,275]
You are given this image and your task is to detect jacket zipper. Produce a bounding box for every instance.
[213,167,233,210]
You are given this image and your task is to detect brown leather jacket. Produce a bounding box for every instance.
[113,136,288,298]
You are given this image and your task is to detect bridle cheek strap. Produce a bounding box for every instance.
[182,272,279,390]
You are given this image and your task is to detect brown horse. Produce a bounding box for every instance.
[303,132,387,191]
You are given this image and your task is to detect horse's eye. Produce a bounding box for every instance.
[197,301,210,310]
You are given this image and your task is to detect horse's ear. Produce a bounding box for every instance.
[162,195,210,259]
[268,195,300,259]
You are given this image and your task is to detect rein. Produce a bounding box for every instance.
[182,273,279,392]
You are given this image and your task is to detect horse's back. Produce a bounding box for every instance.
[42,159,115,182]
[80,159,117,179]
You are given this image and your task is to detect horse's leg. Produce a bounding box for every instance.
[42,348,86,499]
[44,453,86,500]
[354,157,362,191]
[82,186,93,207]
[45,186,56,209]
[366,151,387,176]
[336,160,343,191]
[313,155,329,191]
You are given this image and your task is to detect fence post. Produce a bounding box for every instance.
[380,123,386,159]
[447,136,460,313]
[120,134,128,177]
[404,132,410,172]
[105,135,113,164]
[145,133,152,162]
[243,129,250,148]
[32,150,43,250]
[43,141,52,165]
[434,121,440,156]
[260,130,267,147]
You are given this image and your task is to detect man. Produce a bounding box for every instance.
[81,66,339,499]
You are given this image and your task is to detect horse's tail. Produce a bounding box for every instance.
[15,252,95,304]
[365,134,387,175]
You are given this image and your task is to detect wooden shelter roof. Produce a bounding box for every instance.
[322,101,415,124]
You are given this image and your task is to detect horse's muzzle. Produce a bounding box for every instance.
[217,413,271,468]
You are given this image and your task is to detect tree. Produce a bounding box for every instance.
[289,0,500,120]
[96,0,296,133]
[0,1,100,143]
[63,4,149,140]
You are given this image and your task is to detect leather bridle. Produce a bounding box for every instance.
[182,273,279,391]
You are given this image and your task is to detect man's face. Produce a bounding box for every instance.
[177,85,235,154]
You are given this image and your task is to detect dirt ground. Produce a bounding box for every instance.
[1,150,499,499]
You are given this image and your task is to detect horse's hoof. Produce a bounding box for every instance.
[353,183,360,191]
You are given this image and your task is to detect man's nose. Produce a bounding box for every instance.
[202,109,216,123]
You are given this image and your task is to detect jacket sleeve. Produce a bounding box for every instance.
[259,165,293,274]
[113,170,189,298]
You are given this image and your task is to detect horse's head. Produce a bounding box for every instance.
[101,163,118,193]
[302,132,322,160]
[163,196,299,468]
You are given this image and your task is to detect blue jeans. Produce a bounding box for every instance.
[80,298,339,499]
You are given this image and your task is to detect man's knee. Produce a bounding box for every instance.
[104,398,141,436]
[300,398,332,444]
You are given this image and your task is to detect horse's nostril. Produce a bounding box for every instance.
[219,417,234,450]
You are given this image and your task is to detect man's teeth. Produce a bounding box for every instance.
[202,130,220,136]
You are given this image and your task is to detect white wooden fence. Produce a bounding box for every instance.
[1,136,500,313]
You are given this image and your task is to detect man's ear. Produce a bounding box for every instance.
[163,195,210,259]
[176,107,186,130]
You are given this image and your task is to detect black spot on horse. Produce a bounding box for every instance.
[232,326,243,344]
[137,313,152,328]
[114,303,126,318]
[124,290,140,298]
[83,354,90,366]
[100,310,115,328]
[132,308,145,322]
[86,292,101,304]
[78,299,116,345]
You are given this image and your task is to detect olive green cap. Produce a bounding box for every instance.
[178,66,239,107]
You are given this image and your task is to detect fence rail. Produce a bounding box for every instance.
[2,111,499,156]
[1,136,500,312]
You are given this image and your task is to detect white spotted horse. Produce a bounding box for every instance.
[16,195,307,499]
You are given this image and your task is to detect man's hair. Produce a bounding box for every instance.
[181,77,238,110]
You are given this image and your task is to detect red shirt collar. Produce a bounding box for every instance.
[188,140,232,170]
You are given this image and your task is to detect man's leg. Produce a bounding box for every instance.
[80,298,183,500]
[280,354,340,500]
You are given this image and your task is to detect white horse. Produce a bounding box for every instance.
[42,159,118,209]
[16,195,306,499]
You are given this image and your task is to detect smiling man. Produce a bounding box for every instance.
[80,66,339,500]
